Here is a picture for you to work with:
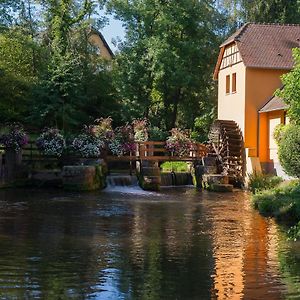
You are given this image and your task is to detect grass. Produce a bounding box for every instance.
[160,161,189,172]
[252,180,300,240]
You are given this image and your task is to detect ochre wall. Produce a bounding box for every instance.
[88,33,113,60]
[218,62,246,135]
[244,68,286,157]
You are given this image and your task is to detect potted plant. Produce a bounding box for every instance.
[0,123,28,181]
[71,125,105,165]
[36,128,66,157]
[108,124,135,156]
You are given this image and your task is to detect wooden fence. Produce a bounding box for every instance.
[0,141,208,178]
[106,141,207,162]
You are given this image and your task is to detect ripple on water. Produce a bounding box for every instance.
[0,188,299,299]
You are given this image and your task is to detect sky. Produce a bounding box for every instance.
[99,12,125,52]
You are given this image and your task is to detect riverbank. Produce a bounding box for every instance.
[252,180,300,240]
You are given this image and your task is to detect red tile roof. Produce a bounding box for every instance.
[221,23,300,70]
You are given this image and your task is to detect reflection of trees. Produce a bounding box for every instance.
[116,196,215,299]
[0,189,110,299]
[277,234,300,298]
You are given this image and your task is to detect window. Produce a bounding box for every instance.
[232,73,237,93]
[226,75,230,94]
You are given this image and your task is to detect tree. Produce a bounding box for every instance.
[30,0,106,132]
[105,0,224,130]
[219,0,300,27]
[277,48,300,124]
[0,29,41,123]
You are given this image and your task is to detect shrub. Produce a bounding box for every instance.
[36,128,65,157]
[248,171,283,194]
[253,180,300,223]
[148,126,168,141]
[273,124,287,144]
[278,124,300,177]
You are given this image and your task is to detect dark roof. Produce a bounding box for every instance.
[259,93,288,113]
[221,23,300,69]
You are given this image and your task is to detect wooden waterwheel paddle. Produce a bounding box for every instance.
[208,120,244,182]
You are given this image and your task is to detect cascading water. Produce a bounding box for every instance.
[107,175,138,187]
[105,174,149,194]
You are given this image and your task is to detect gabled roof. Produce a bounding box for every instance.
[215,23,300,78]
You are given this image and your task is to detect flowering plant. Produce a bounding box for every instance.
[72,125,105,158]
[132,118,148,142]
[36,128,65,157]
[108,124,135,156]
[0,123,28,151]
[165,128,192,157]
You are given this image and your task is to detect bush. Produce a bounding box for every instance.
[248,171,283,194]
[278,124,300,177]
[252,180,300,224]
[148,126,168,141]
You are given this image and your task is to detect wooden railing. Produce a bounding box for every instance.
[106,141,207,162]
[0,141,208,168]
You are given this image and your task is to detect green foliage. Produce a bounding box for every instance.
[287,221,300,242]
[107,0,223,130]
[253,180,300,224]
[0,29,41,123]
[273,123,287,144]
[277,48,300,124]
[220,0,300,27]
[277,124,300,178]
[248,171,283,194]
[191,109,216,142]
[148,126,168,142]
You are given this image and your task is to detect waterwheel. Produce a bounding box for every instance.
[208,120,244,183]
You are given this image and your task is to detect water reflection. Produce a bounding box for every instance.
[0,188,298,299]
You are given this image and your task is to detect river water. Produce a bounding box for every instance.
[0,187,299,299]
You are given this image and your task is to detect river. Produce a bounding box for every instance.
[0,187,299,299]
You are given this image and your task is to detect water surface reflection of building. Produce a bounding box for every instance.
[207,193,283,300]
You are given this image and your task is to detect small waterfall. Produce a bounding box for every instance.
[107,175,138,187]
[105,174,151,194]
[160,172,193,187]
